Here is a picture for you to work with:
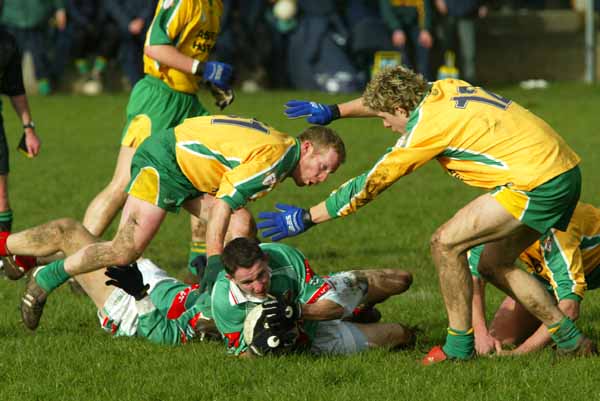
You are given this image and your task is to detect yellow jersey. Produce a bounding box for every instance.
[144,0,222,94]
[325,79,580,217]
[173,116,300,209]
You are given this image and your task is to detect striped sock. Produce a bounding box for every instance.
[0,209,12,232]
[442,327,475,360]
[549,317,582,351]
[188,241,206,275]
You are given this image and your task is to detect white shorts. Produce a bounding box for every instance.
[98,258,176,337]
[320,271,368,318]
[310,320,369,355]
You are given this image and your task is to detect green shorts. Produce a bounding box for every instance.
[584,266,600,291]
[127,128,203,212]
[491,166,581,234]
[120,75,209,148]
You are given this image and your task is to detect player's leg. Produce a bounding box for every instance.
[19,197,166,330]
[0,125,12,232]
[489,295,540,347]
[359,269,413,304]
[82,146,136,237]
[186,215,207,283]
[427,193,556,361]
[353,322,415,348]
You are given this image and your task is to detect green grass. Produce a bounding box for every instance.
[2,84,600,401]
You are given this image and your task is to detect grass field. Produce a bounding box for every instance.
[1,84,600,401]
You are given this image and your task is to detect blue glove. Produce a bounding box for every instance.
[257,203,315,241]
[284,100,340,125]
[201,61,234,90]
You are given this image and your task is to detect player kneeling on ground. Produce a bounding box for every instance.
[12,218,216,343]
[468,201,600,356]
[211,237,415,356]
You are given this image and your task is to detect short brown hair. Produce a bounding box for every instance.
[222,237,265,275]
[362,66,428,114]
[298,126,346,164]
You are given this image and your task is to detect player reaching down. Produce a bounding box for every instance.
[212,237,415,356]
[1,119,345,331]
[258,66,595,362]
[81,0,233,282]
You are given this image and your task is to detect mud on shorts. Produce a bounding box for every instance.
[99,258,177,337]
[120,75,209,148]
[126,128,203,212]
[490,166,581,234]
[309,271,370,355]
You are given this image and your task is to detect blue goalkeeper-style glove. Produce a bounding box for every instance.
[284,100,340,125]
[199,61,234,89]
[257,203,315,241]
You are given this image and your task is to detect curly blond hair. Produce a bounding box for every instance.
[362,66,428,113]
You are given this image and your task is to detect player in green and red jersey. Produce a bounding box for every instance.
[212,237,414,356]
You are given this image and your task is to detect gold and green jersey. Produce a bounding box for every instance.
[173,116,300,210]
[144,0,222,94]
[325,79,580,218]
[469,202,600,301]
[211,243,329,355]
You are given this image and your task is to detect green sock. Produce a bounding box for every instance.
[549,317,582,350]
[188,241,206,275]
[442,327,474,360]
[92,57,107,74]
[0,210,12,232]
[75,59,89,75]
[35,259,70,293]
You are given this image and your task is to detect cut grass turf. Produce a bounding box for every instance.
[1,83,600,401]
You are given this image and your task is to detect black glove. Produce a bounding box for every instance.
[104,262,149,300]
[206,81,235,110]
[191,254,208,283]
[199,255,224,294]
[261,297,302,330]
[247,311,298,357]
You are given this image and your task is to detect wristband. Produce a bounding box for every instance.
[302,209,315,230]
[328,105,341,120]
[192,59,201,76]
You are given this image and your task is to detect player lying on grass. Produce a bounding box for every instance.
[5,218,215,344]
[0,119,345,331]
[212,237,415,356]
[468,201,600,356]
[258,65,595,362]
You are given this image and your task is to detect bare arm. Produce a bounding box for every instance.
[502,299,580,355]
[308,201,331,224]
[205,198,232,256]
[144,44,196,74]
[337,97,378,119]
[9,94,40,157]
[301,299,344,321]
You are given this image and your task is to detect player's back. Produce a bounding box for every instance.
[421,79,580,190]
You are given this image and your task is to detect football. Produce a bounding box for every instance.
[273,0,296,21]
[243,304,299,356]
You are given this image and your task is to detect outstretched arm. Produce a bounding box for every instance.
[284,97,378,125]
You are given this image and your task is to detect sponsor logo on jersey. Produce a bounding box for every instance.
[543,237,553,253]
[262,172,277,187]
[167,284,200,319]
